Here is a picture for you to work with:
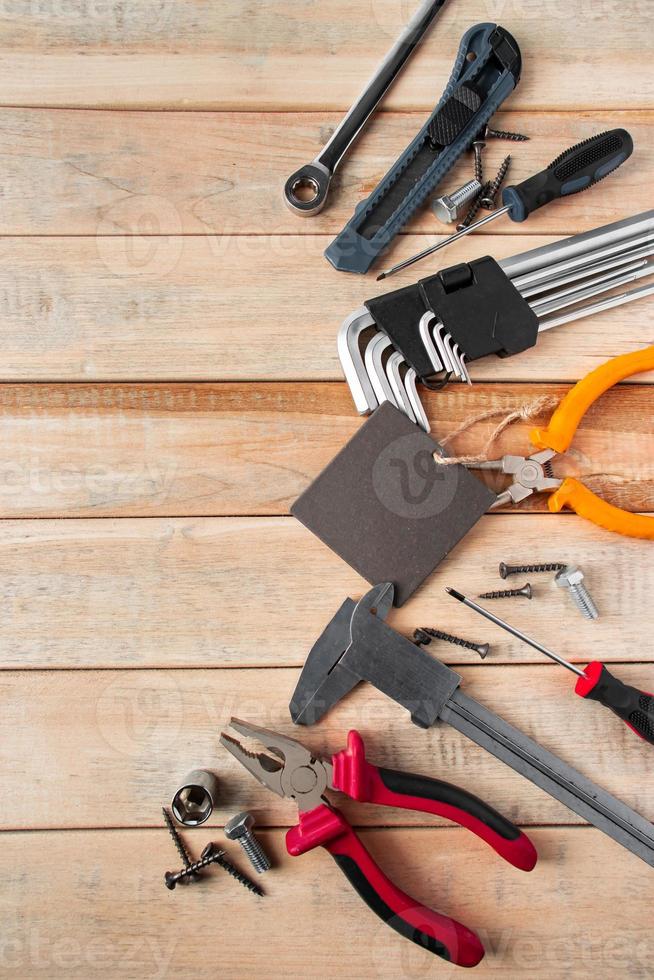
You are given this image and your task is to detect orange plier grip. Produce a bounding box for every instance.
[530,346,654,540]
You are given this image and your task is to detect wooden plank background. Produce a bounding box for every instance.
[1,2,653,978]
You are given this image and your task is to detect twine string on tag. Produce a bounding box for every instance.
[432,394,560,466]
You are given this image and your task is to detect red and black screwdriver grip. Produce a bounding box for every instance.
[331,730,537,871]
[575,662,654,745]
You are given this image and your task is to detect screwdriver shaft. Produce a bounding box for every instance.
[377,207,509,280]
[445,587,586,677]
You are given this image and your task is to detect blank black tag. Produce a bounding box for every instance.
[291,403,496,605]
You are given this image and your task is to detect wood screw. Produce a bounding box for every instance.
[499,562,566,579]
[478,583,533,600]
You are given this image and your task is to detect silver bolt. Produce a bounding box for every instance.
[432,179,482,224]
[224,811,271,874]
[555,565,599,621]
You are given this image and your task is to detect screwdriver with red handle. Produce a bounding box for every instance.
[446,587,654,745]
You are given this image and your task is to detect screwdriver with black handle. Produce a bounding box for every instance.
[377,128,634,279]
[446,587,654,745]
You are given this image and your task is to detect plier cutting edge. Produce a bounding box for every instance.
[220,718,537,968]
[469,346,654,539]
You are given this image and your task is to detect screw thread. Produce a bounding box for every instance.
[414,627,488,658]
[215,851,265,895]
[450,178,482,210]
[479,584,532,600]
[500,562,565,579]
[457,185,488,230]
[486,127,529,142]
[238,832,272,874]
[569,583,599,621]
[481,155,511,209]
[162,807,195,869]
[473,142,485,184]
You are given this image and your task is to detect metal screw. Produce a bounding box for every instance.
[432,178,482,224]
[482,125,529,142]
[472,139,485,184]
[165,842,225,890]
[555,565,599,621]
[414,627,489,659]
[162,806,201,883]
[480,155,511,210]
[499,562,566,579]
[457,183,489,230]
[225,812,271,874]
[165,842,264,895]
[478,583,532,600]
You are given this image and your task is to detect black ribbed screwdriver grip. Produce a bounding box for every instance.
[502,128,633,222]
[577,662,654,745]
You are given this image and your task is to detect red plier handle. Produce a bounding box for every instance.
[287,732,536,967]
[332,731,536,871]
[288,803,485,967]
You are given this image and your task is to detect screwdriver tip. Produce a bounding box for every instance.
[445,587,466,602]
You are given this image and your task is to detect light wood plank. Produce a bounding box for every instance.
[1,827,652,979]
[0,515,651,670]
[0,381,649,517]
[1,232,653,382]
[0,108,650,235]
[2,666,653,830]
[0,1,651,109]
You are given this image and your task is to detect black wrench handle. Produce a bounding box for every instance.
[284,0,448,215]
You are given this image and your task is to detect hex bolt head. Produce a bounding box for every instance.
[555,565,584,588]
[224,812,254,840]
[225,811,271,874]
[433,193,459,223]
[556,565,599,621]
[432,179,482,224]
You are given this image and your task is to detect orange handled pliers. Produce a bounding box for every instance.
[469,346,654,539]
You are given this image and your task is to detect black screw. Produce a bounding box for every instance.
[483,125,529,142]
[414,627,489,660]
[472,140,485,185]
[165,842,225,889]
[457,183,489,230]
[479,583,532,600]
[165,842,265,895]
[162,806,201,883]
[499,562,566,579]
[480,155,511,210]
[214,848,265,896]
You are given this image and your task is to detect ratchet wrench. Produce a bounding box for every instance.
[283,0,448,216]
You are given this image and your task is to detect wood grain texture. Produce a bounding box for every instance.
[0,108,650,235]
[1,232,653,383]
[0,515,651,670]
[0,0,652,109]
[3,665,653,830]
[2,1,654,976]
[0,381,649,517]
[1,827,653,979]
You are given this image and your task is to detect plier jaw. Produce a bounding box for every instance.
[468,448,562,508]
[219,718,333,812]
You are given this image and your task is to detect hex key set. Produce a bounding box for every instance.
[338,209,654,427]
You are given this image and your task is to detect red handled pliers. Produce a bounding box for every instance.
[220,718,537,968]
